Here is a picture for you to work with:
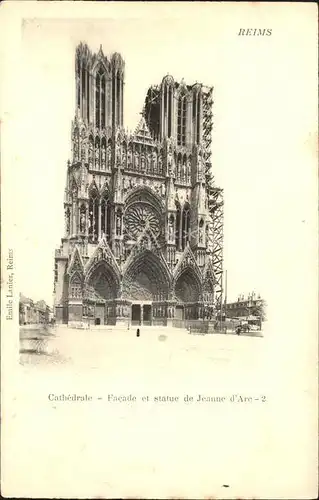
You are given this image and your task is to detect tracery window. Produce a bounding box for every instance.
[95,67,105,129]
[95,72,100,127]
[163,84,173,138]
[175,201,181,249]
[101,74,105,128]
[112,71,122,128]
[177,93,187,146]
[76,59,81,110]
[112,72,116,126]
[116,73,121,127]
[87,69,90,121]
[81,66,86,112]
[193,91,202,144]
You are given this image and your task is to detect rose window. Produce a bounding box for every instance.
[124,203,160,239]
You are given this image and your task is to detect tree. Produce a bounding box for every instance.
[251,300,267,322]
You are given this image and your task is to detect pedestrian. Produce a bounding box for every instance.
[136,328,140,337]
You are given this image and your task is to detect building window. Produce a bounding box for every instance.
[177,94,187,146]
[95,72,100,128]
[76,59,81,110]
[116,73,121,127]
[101,74,105,128]
[81,66,86,114]
[168,86,172,138]
[175,201,181,249]
[95,67,105,129]
[164,85,173,138]
[87,70,90,121]
[193,91,202,144]
[112,72,116,126]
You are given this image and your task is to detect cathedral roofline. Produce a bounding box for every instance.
[76,42,125,72]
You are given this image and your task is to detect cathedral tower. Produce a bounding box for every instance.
[54,42,223,327]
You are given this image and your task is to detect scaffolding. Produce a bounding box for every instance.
[144,81,224,312]
[202,86,224,313]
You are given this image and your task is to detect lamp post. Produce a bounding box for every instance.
[219,269,227,333]
[224,269,227,333]
[219,270,223,332]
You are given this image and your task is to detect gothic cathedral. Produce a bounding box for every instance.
[53,43,223,327]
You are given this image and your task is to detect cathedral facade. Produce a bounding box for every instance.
[54,42,222,327]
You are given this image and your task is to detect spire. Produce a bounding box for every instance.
[98,44,104,59]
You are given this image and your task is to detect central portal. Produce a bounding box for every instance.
[131,304,141,325]
[131,302,152,326]
[143,304,152,325]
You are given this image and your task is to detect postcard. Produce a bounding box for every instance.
[1,2,318,498]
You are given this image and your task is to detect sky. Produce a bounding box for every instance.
[2,3,317,311]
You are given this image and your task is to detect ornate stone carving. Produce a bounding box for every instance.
[65,207,70,234]
[101,144,106,169]
[107,144,111,164]
[141,154,146,172]
[127,148,132,168]
[55,48,222,326]
[88,141,93,168]
[168,152,175,176]
[81,143,86,161]
[80,210,86,233]
[116,211,122,236]
[134,151,139,169]
[73,134,79,161]
[94,247,110,265]
[95,146,99,168]
[122,147,127,166]
[168,215,174,242]
[158,154,162,173]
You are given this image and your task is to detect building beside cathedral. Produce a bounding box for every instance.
[53,42,224,327]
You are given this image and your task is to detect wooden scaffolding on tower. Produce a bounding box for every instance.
[202,85,224,314]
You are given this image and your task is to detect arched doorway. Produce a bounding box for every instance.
[123,250,170,325]
[84,261,119,325]
[175,267,201,320]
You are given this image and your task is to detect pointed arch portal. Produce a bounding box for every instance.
[175,269,201,303]
[122,250,171,325]
[174,267,202,320]
[85,261,120,301]
[123,250,170,302]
